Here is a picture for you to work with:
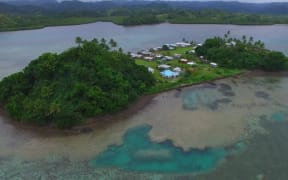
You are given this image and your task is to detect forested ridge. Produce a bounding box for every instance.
[1,1,288,31]
[0,38,155,128]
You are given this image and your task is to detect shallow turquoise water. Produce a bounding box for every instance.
[271,111,286,122]
[90,125,245,173]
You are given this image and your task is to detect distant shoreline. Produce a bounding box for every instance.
[0,21,287,33]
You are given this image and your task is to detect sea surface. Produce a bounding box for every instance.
[0,23,288,179]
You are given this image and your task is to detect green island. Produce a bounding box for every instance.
[0,34,287,129]
[1,2,288,31]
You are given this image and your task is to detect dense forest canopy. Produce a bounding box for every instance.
[196,33,288,71]
[0,38,155,128]
[0,1,288,31]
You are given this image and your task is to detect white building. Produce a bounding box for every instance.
[210,62,218,67]
[148,67,155,73]
[174,54,181,59]
[144,56,154,61]
[175,42,191,47]
[130,53,142,58]
[158,64,171,69]
[187,61,197,66]
[173,67,182,72]
[179,58,188,63]
[163,56,174,61]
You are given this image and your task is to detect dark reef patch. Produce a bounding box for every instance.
[255,91,270,100]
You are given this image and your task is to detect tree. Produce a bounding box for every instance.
[109,39,117,49]
[162,45,169,50]
[242,35,247,44]
[75,36,82,47]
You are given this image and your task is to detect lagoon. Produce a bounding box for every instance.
[0,23,288,179]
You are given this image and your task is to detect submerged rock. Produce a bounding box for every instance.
[255,91,270,100]
[218,83,232,92]
[208,98,232,110]
[222,91,236,97]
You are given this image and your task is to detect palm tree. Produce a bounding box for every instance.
[109,39,117,49]
[75,36,82,47]
[242,35,247,44]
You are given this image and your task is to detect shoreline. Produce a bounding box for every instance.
[1,21,287,33]
[1,70,287,136]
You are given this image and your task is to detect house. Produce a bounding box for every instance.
[187,61,197,66]
[161,70,179,78]
[179,58,188,63]
[174,54,181,59]
[173,67,182,72]
[225,41,236,47]
[130,53,142,58]
[176,42,191,47]
[163,56,174,61]
[144,56,154,61]
[169,44,177,48]
[158,64,171,69]
[155,54,163,59]
[210,62,218,67]
[189,50,195,54]
[152,47,162,51]
[140,51,153,56]
[148,67,155,73]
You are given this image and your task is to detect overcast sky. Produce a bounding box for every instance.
[1,0,287,3]
[58,0,288,3]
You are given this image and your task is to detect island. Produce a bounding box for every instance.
[0,34,287,129]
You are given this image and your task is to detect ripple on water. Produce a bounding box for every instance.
[90,125,245,173]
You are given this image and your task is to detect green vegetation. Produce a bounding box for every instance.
[196,32,288,71]
[0,38,155,128]
[1,4,288,32]
[167,10,288,25]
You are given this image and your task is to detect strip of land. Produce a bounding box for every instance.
[1,1,288,32]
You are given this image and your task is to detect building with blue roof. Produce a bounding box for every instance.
[160,70,179,78]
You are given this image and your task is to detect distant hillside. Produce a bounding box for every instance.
[1,1,288,15]
[1,1,288,31]
[170,1,288,15]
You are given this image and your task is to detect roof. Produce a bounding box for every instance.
[210,62,218,67]
[158,64,171,69]
[187,61,197,66]
[161,70,179,78]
